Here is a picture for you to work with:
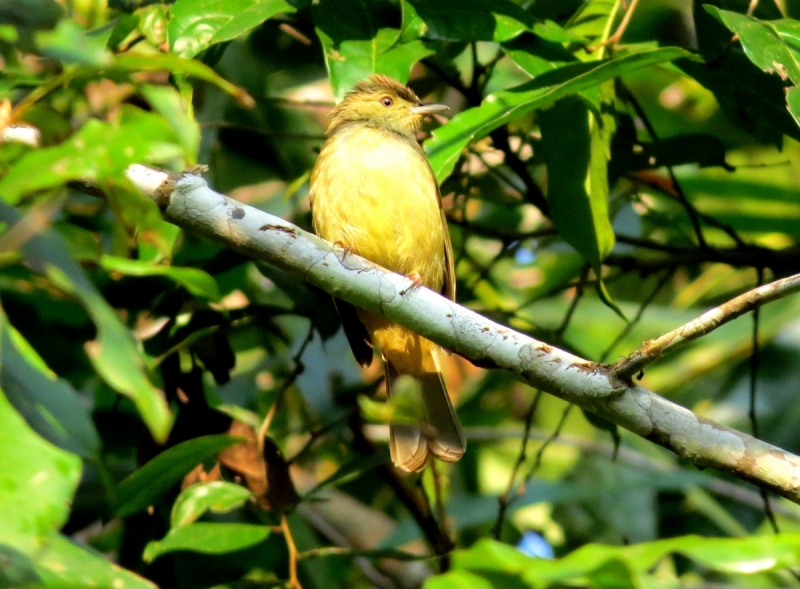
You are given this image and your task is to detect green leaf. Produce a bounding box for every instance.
[407,0,532,42]
[100,255,221,301]
[658,175,800,238]
[677,175,800,203]
[0,106,180,205]
[314,0,435,101]
[501,33,577,78]
[0,0,62,30]
[31,534,156,588]
[706,7,800,86]
[0,321,100,459]
[113,54,254,107]
[114,435,241,518]
[610,133,732,179]
[0,385,81,556]
[169,0,296,58]
[425,46,690,183]
[425,570,504,589]
[428,535,800,588]
[539,96,614,270]
[303,453,387,499]
[140,84,201,163]
[677,53,800,144]
[788,82,800,127]
[566,0,618,45]
[138,4,170,48]
[47,266,174,443]
[171,481,253,528]
[0,202,173,444]
[143,522,271,563]
[694,0,783,61]
[36,20,113,67]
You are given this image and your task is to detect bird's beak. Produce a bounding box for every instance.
[411,102,449,115]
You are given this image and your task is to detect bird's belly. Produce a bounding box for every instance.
[311,131,445,289]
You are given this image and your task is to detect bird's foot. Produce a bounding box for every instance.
[400,273,424,296]
[334,241,356,259]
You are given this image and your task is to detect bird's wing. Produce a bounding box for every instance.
[441,207,456,302]
[333,298,374,368]
[310,182,373,368]
[424,154,456,303]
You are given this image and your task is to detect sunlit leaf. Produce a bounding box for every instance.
[32,534,157,588]
[140,84,201,163]
[566,0,618,45]
[539,97,614,270]
[113,53,254,107]
[427,535,800,587]
[788,85,800,128]
[678,52,800,144]
[36,20,112,66]
[0,107,180,205]
[706,7,800,86]
[47,266,174,443]
[143,523,270,562]
[169,0,296,58]
[0,384,81,556]
[314,0,434,100]
[0,321,100,459]
[501,33,576,78]
[100,255,221,301]
[425,47,690,183]
[171,481,253,528]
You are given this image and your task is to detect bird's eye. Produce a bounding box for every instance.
[380,96,393,107]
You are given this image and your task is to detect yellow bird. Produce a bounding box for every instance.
[309,74,466,472]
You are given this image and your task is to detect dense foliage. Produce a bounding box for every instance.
[4,0,800,587]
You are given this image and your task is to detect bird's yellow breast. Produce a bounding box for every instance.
[310,123,446,291]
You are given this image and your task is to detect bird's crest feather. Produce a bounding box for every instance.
[349,74,419,103]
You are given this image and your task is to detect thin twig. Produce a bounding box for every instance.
[446,216,556,243]
[348,413,453,558]
[281,512,304,589]
[493,389,543,540]
[258,324,315,450]
[296,505,394,588]
[623,87,711,249]
[748,268,780,534]
[588,0,640,52]
[749,268,764,440]
[296,546,427,561]
[200,121,326,141]
[612,272,800,381]
[470,147,526,196]
[521,403,574,489]
[554,266,590,343]
[287,410,355,464]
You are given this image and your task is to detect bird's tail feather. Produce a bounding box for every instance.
[387,351,466,472]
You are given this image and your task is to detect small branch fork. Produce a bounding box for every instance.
[612,272,800,382]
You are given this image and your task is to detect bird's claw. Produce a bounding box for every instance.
[400,273,424,296]
[334,241,356,259]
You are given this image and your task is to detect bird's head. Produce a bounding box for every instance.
[327,74,448,138]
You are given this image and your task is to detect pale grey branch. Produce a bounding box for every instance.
[114,165,800,504]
